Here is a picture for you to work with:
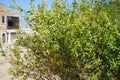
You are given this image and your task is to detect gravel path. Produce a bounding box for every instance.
[0,54,12,80]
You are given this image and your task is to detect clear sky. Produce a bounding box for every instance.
[0,0,73,28]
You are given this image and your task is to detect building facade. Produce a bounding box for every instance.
[0,3,21,46]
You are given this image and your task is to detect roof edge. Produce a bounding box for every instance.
[0,3,6,5]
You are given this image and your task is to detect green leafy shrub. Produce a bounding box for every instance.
[10,0,120,80]
[1,51,6,56]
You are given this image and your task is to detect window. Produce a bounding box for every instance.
[2,16,5,23]
[7,16,19,29]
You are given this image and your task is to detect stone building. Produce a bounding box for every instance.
[0,3,21,46]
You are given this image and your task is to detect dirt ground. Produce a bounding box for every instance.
[0,54,12,80]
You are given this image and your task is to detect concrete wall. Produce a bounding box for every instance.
[0,4,7,32]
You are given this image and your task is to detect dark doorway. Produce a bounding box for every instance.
[2,33,6,43]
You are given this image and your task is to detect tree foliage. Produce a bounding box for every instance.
[10,0,120,80]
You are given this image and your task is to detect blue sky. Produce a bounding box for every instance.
[0,0,73,28]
